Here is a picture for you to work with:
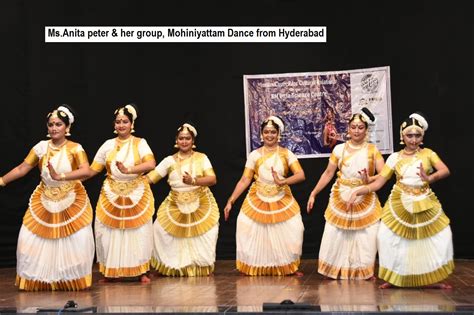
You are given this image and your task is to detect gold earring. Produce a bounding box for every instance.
[174,142,178,149]
[131,124,135,133]
[260,135,263,142]
[114,130,118,134]
[46,134,51,138]
[277,136,281,142]
[192,144,196,148]
[65,128,71,136]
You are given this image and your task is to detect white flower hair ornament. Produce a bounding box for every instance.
[57,106,75,125]
[409,112,428,131]
[266,115,285,133]
[181,123,198,137]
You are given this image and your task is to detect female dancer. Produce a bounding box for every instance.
[148,123,219,276]
[1,105,94,290]
[224,116,305,276]
[50,104,156,283]
[348,112,454,288]
[307,107,383,279]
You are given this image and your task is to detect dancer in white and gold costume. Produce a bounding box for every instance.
[349,112,454,289]
[307,107,383,279]
[148,123,219,276]
[224,116,305,276]
[87,104,156,283]
[1,105,94,291]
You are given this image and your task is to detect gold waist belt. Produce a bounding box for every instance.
[255,182,283,197]
[396,181,430,195]
[107,177,143,196]
[170,187,203,204]
[42,181,76,201]
[338,177,364,187]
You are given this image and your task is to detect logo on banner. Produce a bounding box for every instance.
[361,74,379,93]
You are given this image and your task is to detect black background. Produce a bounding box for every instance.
[0,0,472,267]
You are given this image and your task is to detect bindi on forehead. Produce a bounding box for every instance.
[48,118,64,124]
[263,127,278,132]
[178,134,192,139]
[405,133,422,137]
[115,118,130,123]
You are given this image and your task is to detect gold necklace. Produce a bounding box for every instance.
[49,139,68,150]
[347,141,365,150]
[262,146,279,174]
[263,145,278,153]
[403,148,419,156]
[176,151,194,179]
[116,135,132,145]
[115,136,133,163]
[45,140,67,175]
[177,151,193,161]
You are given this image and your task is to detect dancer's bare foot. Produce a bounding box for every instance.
[379,282,393,289]
[140,274,151,283]
[293,271,304,277]
[366,275,377,281]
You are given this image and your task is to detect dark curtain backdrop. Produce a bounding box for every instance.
[0,0,472,267]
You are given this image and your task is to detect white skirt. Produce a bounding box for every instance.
[95,219,153,276]
[318,222,379,279]
[377,222,453,281]
[236,212,304,267]
[17,224,94,283]
[152,221,219,269]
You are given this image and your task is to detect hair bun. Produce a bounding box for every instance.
[409,112,428,131]
[360,107,376,124]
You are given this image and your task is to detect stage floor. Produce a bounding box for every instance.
[1,259,474,313]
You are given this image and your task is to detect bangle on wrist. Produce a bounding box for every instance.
[60,173,66,181]
[0,177,6,187]
[365,185,371,193]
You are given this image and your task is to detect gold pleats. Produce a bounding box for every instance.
[99,262,150,278]
[15,274,92,291]
[151,257,214,277]
[22,182,93,239]
[412,197,436,214]
[157,187,219,238]
[236,259,300,276]
[241,184,300,224]
[378,260,454,287]
[324,184,381,229]
[318,259,374,280]
[96,179,155,229]
[382,186,450,239]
